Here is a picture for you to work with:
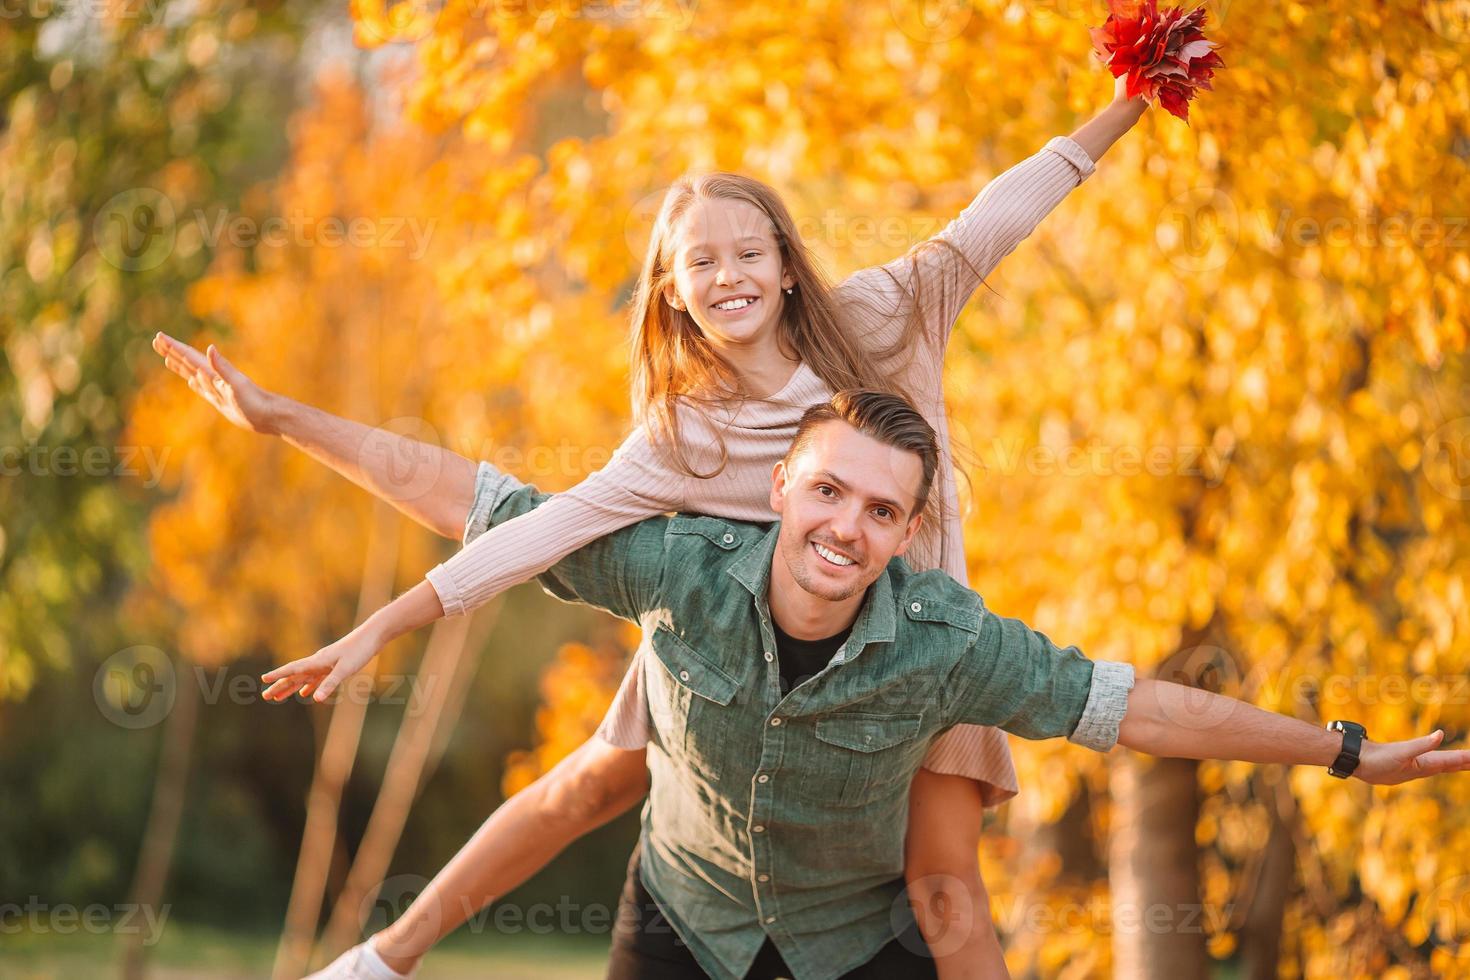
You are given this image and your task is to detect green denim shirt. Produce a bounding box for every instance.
[463,462,1135,980]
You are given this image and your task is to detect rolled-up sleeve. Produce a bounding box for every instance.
[1067,660,1135,751]
[427,427,680,619]
[460,460,523,546]
[944,611,1134,752]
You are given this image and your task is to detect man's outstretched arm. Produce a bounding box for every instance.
[947,612,1470,787]
[1117,678,1470,786]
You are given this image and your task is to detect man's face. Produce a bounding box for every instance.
[770,420,926,603]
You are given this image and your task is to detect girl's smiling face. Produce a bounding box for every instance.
[664,196,795,352]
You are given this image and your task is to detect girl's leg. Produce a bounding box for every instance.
[904,769,1010,980]
[368,738,649,975]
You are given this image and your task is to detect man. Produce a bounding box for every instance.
[305,388,1467,980]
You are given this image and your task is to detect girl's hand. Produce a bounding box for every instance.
[261,627,386,704]
[153,332,281,435]
[1112,73,1146,109]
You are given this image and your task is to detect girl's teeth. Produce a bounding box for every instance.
[715,298,754,310]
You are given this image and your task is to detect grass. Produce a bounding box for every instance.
[0,922,608,979]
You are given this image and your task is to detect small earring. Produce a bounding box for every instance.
[785,287,794,295]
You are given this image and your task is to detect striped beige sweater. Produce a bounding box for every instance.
[427,135,1098,801]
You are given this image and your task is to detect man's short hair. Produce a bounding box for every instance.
[784,389,940,519]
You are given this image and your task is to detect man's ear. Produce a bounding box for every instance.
[663,283,685,312]
[892,512,923,558]
[770,460,788,514]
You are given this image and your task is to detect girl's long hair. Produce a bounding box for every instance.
[628,172,981,480]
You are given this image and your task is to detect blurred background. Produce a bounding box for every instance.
[3,0,1470,977]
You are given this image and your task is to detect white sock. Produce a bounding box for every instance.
[358,938,412,980]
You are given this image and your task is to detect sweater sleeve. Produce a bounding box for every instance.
[425,425,683,618]
[838,135,1097,359]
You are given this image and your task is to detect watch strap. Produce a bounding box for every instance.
[1327,720,1365,778]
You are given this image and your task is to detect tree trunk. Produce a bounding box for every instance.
[271,501,401,980]
[316,599,501,960]
[1237,771,1297,979]
[1025,787,1103,884]
[1108,752,1209,979]
[118,655,199,980]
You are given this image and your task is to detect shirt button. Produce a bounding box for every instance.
[679,670,690,681]
[752,825,765,833]
[770,717,782,727]
[764,651,774,662]
[722,533,734,544]
[757,774,769,783]
[758,874,770,882]
[910,601,922,613]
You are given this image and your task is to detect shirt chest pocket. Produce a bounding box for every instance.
[799,712,925,808]
[648,626,740,781]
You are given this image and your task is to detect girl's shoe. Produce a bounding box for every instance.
[304,940,415,980]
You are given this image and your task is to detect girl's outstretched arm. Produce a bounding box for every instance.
[153,332,478,541]
[1069,75,1149,165]
[261,435,687,702]
[841,79,1148,359]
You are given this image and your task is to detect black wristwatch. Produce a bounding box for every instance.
[1326,720,1367,778]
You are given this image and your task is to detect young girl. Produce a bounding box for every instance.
[163,82,1146,979]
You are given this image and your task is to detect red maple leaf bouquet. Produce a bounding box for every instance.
[1090,0,1225,122]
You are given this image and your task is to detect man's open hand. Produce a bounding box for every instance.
[1356,730,1470,785]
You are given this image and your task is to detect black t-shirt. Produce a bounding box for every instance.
[772,619,853,696]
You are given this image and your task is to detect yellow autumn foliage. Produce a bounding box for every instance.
[129,1,1470,973]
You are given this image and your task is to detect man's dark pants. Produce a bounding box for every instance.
[605,844,940,980]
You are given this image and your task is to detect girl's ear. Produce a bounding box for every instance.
[781,269,795,291]
[663,283,685,312]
